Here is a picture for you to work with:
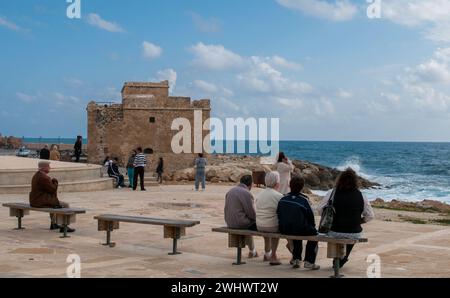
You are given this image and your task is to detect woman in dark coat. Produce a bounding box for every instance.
[319,168,375,268]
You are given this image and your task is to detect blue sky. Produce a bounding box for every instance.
[1,0,450,141]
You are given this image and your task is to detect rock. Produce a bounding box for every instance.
[166,154,380,191]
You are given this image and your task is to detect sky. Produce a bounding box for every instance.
[1,0,450,142]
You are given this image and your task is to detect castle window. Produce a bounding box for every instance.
[144,148,154,154]
[149,117,155,123]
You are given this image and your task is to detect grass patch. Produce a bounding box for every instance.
[430,218,450,226]
[398,215,427,225]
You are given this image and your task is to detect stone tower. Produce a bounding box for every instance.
[87,81,211,174]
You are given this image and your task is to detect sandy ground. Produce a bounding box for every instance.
[0,184,449,278]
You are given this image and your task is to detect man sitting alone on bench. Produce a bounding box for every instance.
[224,175,259,259]
[29,161,75,233]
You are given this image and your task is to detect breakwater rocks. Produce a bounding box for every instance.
[167,155,379,190]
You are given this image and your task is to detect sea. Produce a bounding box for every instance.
[23,138,450,203]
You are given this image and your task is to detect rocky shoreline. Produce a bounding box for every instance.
[167,154,379,191]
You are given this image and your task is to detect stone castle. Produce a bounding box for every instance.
[87,81,211,175]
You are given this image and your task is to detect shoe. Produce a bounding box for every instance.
[50,223,61,230]
[59,226,76,233]
[263,254,271,262]
[117,186,122,189]
[248,251,259,258]
[269,258,282,266]
[339,257,349,268]
[304,262,320,270]
[292,259,301,269]
[141,189,146,191]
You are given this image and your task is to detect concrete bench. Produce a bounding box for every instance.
[94,214,200,255]
[212,227,368,278]
[2,203,86,238]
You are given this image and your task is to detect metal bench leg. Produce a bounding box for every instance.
[60,215,70,238]
[330,258,344,278]
[232,247,246,265]
[15,211,25,230]
[168,228,182,255]
[102,222,116,247]
[16,216,24,230]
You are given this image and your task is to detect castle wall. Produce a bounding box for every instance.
[87,81,211,175]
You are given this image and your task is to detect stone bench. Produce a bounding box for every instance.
[2,203,86,238]
[212,227,368,278]
[94,214,200,255]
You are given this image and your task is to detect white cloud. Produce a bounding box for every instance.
[64,78,84,87]
[188,12,221,33]
[270,55,302,70]
[276,0,358,22]
[217,97,240,111]
[16,92,36,103]
[406,47,450,84]
[189,42,244,70]
[53,92,80,105]
[142,41,163,59]
[237,56,312,95]
[86,13,125,33]
[0,17,23,31]
[194,80,219,93]
[276,97,304,109]
[156,69,177,92]
[337,89,353,99]
[381,0,450,43]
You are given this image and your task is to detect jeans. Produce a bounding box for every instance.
[127,168,134,188]
[292,240,318,264]
[195,168,206,190]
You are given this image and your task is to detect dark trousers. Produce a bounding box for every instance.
[157,172,163,183]
[344,244,354,260]
[74,152,81,162]
[292,240,318,264]
[110,174,124,188]
[133,166,145,190]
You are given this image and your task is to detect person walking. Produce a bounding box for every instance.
[156,157,164,184]
[74,136,82,162]
[194,153,207,191]
[133,147,147,191]
[126,150,136,189]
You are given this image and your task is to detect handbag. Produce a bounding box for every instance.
[318,188,336,234]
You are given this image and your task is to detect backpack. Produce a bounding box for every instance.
[318,189,336,234]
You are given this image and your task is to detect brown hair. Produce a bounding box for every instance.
[335,168,359,191]
[290,175,305,194]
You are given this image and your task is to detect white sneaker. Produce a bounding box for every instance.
[304,262,320,270]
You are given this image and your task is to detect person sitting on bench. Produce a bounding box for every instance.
[278,175,320,270]
[108,158,125,189]
[224,175,259,259]
[318,168,374,268]
[255,171,283,265]
[29,161,75,233]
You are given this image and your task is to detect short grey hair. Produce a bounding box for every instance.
[265,171,280,188]
[38,161,50,169]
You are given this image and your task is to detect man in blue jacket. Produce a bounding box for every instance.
[277,175,320,270]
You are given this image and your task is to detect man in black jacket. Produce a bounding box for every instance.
[278,175,320,270]
[39,145,50,160]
